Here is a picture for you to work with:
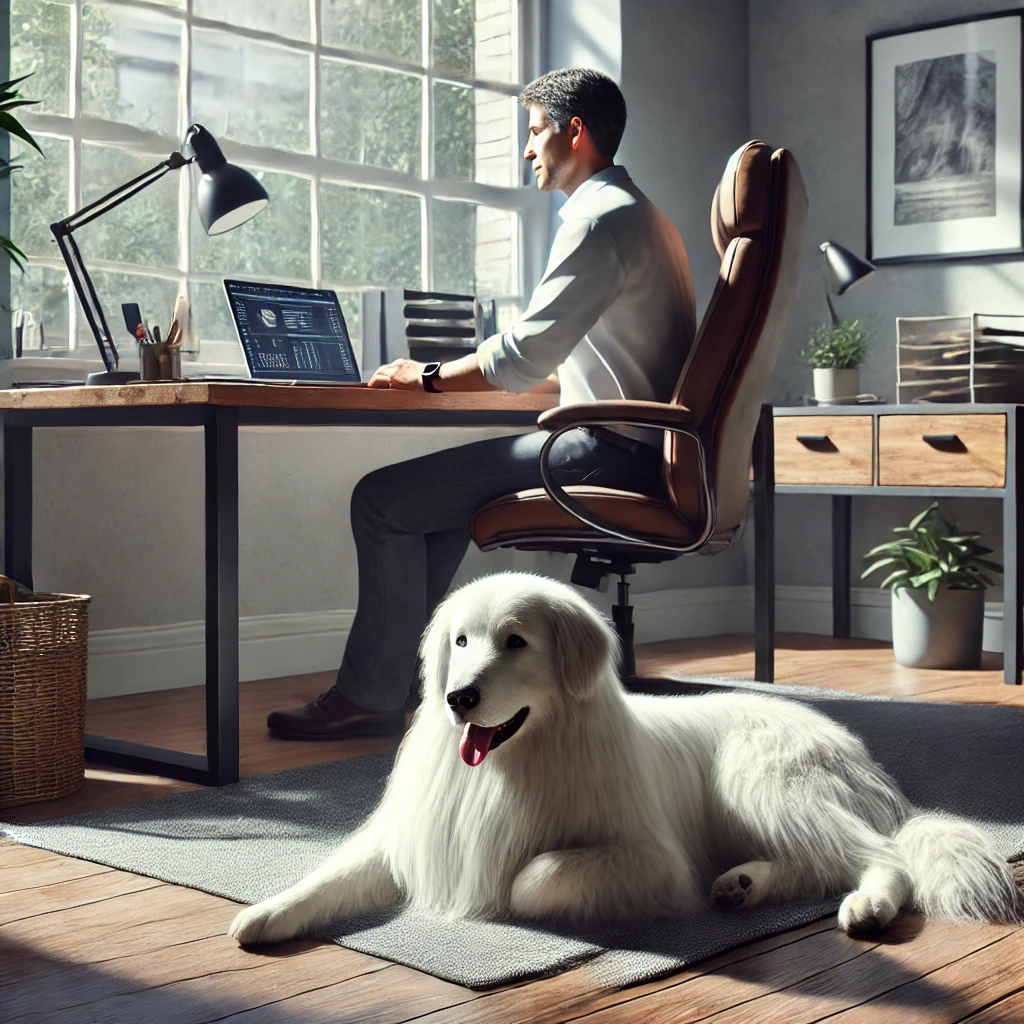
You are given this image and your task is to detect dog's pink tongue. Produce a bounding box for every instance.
[460,723,498,767]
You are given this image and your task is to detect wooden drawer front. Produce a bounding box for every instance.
[878,414,1006,488]
[775,416,873,485]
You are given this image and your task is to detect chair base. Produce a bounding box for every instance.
[570,553,643,678]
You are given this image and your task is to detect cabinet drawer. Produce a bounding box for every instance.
[878,414,1006,488]
[775,416,873,485]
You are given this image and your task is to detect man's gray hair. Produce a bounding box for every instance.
[519,68,627,159]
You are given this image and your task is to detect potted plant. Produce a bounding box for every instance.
[799,319,868,403]
[860,502,1003,669]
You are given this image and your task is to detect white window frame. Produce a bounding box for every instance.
[11,0,546,371]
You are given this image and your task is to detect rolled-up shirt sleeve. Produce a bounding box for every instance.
[476,216,626,393]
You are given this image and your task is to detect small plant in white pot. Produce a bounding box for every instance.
[799,319,868,403]
[860,503,1002,669]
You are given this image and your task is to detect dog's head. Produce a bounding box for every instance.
[419,572,619,767]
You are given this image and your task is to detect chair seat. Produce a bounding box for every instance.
[471,486,698,550]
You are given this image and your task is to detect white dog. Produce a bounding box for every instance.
[229,572,1020,945]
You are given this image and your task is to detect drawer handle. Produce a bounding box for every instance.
[923,433,966,452]
[795,434,838,452]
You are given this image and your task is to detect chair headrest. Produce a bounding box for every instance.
[710,140,774,258]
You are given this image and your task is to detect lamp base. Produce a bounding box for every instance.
[85,369,141,386]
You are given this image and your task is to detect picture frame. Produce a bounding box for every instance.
[867,9,1024,263]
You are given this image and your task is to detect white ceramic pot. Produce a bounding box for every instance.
[812,367,859,403]
[891,586,984,669]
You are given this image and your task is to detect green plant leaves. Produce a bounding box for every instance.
[799,318,869,369]
[860,501,1002,597]
[0,235,27,271]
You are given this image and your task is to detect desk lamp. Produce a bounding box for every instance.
[50,124,269,385]
[819,241,875,326]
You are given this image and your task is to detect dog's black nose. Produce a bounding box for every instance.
[446,686,480,713]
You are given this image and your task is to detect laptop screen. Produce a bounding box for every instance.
[223,279,361,383]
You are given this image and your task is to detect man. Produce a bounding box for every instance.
[267,67,696,740]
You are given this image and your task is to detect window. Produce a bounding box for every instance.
[9,0,533,364]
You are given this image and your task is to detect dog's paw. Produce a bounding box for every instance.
[228,897,308,946]
[711,861,772,910]
[838,889,898,933]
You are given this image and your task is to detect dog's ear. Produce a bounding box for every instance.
[550,594,619,701]
[419,593,456,699]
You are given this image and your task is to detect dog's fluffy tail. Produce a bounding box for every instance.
[895,813,1022,923]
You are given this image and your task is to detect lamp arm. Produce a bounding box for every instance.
[55,151,190,235]
[48,151,192,373]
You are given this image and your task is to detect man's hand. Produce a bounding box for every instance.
[367,358,427,390]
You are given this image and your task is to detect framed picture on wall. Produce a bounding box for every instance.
[867,9,1023,263]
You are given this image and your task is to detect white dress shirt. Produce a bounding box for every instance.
[476,165,696,446]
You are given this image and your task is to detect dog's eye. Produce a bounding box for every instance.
[506,634,527,649]
[455,635,467,647]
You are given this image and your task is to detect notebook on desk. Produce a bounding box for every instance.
[190,280,366,386]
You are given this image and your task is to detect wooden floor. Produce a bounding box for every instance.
[2,634,1023,1024]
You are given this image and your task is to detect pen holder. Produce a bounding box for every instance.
[138,341,182,382]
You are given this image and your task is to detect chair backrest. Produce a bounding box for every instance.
[666,140,807,544]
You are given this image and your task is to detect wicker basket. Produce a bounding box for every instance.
[0,575,91,809]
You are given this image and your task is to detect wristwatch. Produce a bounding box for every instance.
[421,361,443,393]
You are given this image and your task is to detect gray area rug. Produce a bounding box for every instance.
[4,677,1024,989]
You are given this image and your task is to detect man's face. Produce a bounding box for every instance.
[524,105,574,191]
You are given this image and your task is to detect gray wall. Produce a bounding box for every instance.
[750,0,1018,592]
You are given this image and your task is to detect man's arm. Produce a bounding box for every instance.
[366,352,495,391]
[367,216,622,393]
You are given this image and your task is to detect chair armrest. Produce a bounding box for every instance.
[538,400,694,432]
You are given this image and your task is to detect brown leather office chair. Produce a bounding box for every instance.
[471,141,808,680]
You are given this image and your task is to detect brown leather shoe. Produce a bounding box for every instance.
[266,686,406,740]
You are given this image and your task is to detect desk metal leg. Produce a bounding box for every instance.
[205,405,240,782]
[1004,407,1022,685]
[85,407,242,782]
[3,420,33,590]
[753,405,775,683]
[832,495,852,639]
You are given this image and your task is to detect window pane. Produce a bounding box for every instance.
[320,184,420,288]
[194,0,310,41]
[192,29,311,153]
[85,270,180,356]
[82,5,181,136]
[432,0,517,83]
[190,280,238,343]
[431,199,473,294]
[10,0,71,115]
[12,265,70,350]
[320,61,421,176]
[434,84,515,185]
[433,199,517,298]
[78,144,179,269]
[192,169,311,280]
[320,0,421,64]
[10,135,69,259]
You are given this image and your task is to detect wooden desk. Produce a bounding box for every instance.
[774,404,1023,686]
[0,382,555,785]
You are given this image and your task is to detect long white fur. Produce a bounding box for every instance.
[229,572,1021,945]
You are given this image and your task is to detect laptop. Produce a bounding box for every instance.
[194,280,365,386]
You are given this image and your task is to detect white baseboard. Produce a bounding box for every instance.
[85,585,1003,698]
[87,610,351,699]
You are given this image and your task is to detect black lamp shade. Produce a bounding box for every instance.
[819,241,876,296]
[187,124,269,236]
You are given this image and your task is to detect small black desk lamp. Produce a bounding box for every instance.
[818,241,876,326]
[50,124,269,385]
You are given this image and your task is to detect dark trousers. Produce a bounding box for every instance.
[334,427,664,710]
